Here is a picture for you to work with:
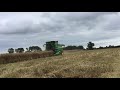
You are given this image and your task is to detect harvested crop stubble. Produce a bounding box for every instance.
[0,51,54,64]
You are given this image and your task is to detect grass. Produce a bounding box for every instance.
[0,48,120,78]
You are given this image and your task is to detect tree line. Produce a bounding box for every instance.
[8,41,120,53]
[63,41,120,50]
[8,46,42,53]
[63,42,94,50]
[94,45,120,49]
[63,45,85,50]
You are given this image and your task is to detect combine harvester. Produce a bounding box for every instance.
[44,41,65,56]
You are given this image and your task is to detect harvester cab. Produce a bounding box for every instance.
[43,41,65,56]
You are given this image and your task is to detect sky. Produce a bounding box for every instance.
[0,12,120,53]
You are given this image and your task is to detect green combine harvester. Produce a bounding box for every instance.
[44,41,65,56]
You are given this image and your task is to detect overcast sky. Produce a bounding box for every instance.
[0,12,120,53]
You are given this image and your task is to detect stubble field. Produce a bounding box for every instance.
[0,48,120,78]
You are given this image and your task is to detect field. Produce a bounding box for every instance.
[0,48,120,78]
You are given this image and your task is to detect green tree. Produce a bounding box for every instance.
[8,48,14,53]
[15,48,24,53]
[87,42,95,50]
[78,45,84,49]
[29,46,42,52]
[64,45,84,50]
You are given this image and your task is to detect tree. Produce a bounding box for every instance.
[25,48,31,53]
[78,45,84,50]
[99,46,104,49]
[26,48,29,51]
[15,48,24,53]
[63,45,84,50]
[29,46,42,52]
[8,48,14,53]
[63,46,75,50]
[109,45,114,48]
[87,42,95,50]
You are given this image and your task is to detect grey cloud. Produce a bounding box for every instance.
[0,12,117,35]
[0,12,120,53]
